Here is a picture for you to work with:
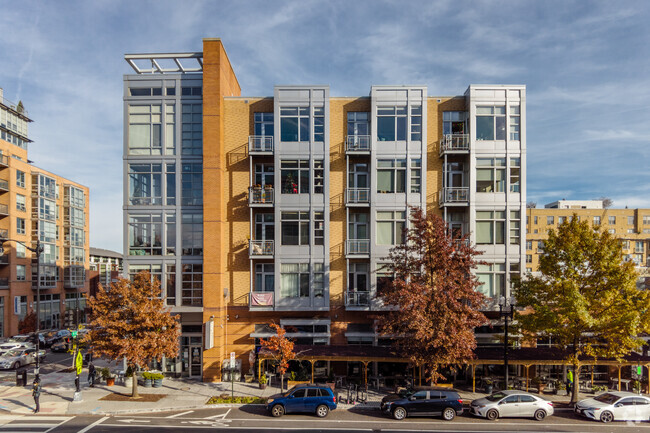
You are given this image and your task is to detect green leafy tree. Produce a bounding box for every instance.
[515,215,650,402]
[377,208,487,383]
[84,271,180,398]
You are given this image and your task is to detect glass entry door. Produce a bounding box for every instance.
[181,336,202,378]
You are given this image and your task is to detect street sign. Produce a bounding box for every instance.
[230,352,235,369]
[75,351,83,375]
[71,330,78,338]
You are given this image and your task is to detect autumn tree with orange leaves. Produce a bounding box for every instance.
[377,208,487,384]
[84,271,180,398]
[260,323,295,391]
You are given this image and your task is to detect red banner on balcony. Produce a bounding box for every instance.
[251,292,273,306]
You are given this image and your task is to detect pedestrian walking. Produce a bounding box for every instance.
[32,377,41,413]
[567,369,574,395]
[88,362,96,387]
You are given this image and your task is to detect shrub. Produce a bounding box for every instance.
[206,396,267,404]
[142,371,164,380]
[259,374,267,385]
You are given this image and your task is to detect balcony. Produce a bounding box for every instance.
[249,136,273,154]
[249,240,274,258]
[346,290,370,308]
[0,204,8,216]
[346,239,370,257]
[0,255,8,265]
[0,154,9,168]
[439,134,469,155]
[250,291,274,309]
[439,187,469,206]
[346,135,371,153]
[346,188,370,206]
[0,180,8,193]
[249,187,274,206]
[0,278,8,289]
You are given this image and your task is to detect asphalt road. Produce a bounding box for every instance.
[2,406,650,433]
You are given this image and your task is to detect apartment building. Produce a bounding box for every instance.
[0,88,90,337]
[123,39,526,380]
[89,247,123,288]
[526,201,650,285]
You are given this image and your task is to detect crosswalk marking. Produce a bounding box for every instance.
[165,410,194,418]
[0,415,73,433]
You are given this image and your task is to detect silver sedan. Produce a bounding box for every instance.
[470,390,555,421]
[575,391,650,423]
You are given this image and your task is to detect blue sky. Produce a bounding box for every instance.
[1,0,650,252]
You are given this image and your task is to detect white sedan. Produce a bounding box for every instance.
[0,348,37,369]
[575,391,650,423]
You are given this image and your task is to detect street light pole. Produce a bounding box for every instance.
[498,296,516,391]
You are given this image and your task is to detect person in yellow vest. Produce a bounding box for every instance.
[567,370,574,394]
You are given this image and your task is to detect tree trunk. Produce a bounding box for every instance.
[131,366,139,398]
[571,363,580,404]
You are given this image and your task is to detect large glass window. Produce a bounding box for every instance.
[66,227,85,247]
[37,198,56,221]
[255,213,274,241]
[128,214,162,255]
[181,104,202,156]
[314,160,324,194]
[255,263,274,292]
[347,112,369,136]
[476,263,506,298]
[165,104,175,155]
[314,106,324,142]
[476,210,505,245]
[476,158,506,193]
[254,113,274,136]
[280,107,309,142]
[280,263,309,298]
[129,163,162,205]
[510,210,520,245]
[281,160,309,194]
[410,106,422,141]
[38,221,57,243]
[181,263,202,306]
[476,106,506,140]
[510,157,520,193]
[377,159,406,193]
[281,212,309,245]
[377,211,406,245]
[16,217,25,235]
[16,170,25,188]
[128,105,162,155]
[181,163,202,206]
[443,111,466,134]
[16,194,25,211]
[314,212,324,245]
[181,213,202,256]
[165,264,176,305]
[509,106,520,140]
[410,159,421,193]
[16,265,26,281]
[377,106,407,141]
[165,213,176,255]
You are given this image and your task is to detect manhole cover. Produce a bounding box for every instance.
[181,386,191,391]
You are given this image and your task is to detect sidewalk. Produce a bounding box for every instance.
[0,369,587,416]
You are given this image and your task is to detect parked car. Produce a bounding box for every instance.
[45,329,71,347]
[575,391,650,423]
[11,333,46,347]
[0,341,33,351]
[50,339,70,353]
[380,388,464,420]
[470,390,554,421]
[0,347,37,369]
[267,384,337,417]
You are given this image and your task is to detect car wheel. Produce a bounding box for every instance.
[316,404,329,418]
[393,406,407,420]
[486,408,499,421]
[600,410,613,423]
[442,407,456,421]
[534,409,547,421]
[271,404,285,417]
[13,361,20,370]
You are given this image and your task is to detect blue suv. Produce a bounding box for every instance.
[267,384,337,417]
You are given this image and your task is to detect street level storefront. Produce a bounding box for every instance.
[258,345,650,392]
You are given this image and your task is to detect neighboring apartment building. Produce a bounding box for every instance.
[526,201,650,286]
[89,247,123,287]
[123,39,526,380]
[0,88,90,337]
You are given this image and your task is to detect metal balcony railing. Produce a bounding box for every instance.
[346,291,370,307]
[0,255,8,265]
[440,187,469,204]
[249,240,274,257]
[0,180,8,192]
[346,188,370,204]
[346,135,371,152]
[439,134,469,155]
[0,155,8,168]
[346,239,370,255]
[249,187,274,205]
[0,204,8,216]
[248,136,273,153]
[0,278,8,288]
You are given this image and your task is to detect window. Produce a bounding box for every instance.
[410,159,421,193]
[314,160,324,194]
[181,86,202,96]
[181,263,202,306]
[280,107,309,142]
[314,212,324,245]
[16,265,25,281]
[65,227,85,247]
[165,104,175,155]
[38,221,56,243]
[313,263,325,298]
[510,210,520,244]
[128,163,162,205]
[347,112,369,136]
[181,163,202,206]
[443,111,466,135]
[410,106,422,141]
[181,104,202,155]
[644,215,650,225]
[281,160,309,194]
[533,216,538,225]
[547,216,554,225]
[16,218,25,235]
[377,159,406,193]
[509,106,520,140]
[377,211,406,245]
[348,263,369,292]
[314,106,324,142]
[255,264,274,292]
[622,240,630,250]
[16,243,25,258]
[128,214,162,255]
[128,105,162,155]
[558,216,566,224]
[181,213,202,256]
[16,194,25,211]
[628,216,635,225]
[476,106,506,140]
[526,240,532,250]
[166,163,176,205]
[537,241,545,253]
[609,228,615,234]
[476,158,506,192]
[476,211,505,245]
[282,212,309,245]
[377,106,406,141]
[165,264,175,305]
[609,216,616,225]
[129,87,162,96]
[166,87,175,96]
[165,214,175,255]
[16,170,25,188]
[628,229,635,234]
[376,264,395,296]
[594,216,601,225]
[526,254,532,263]
[476,263,505,298]
[510,158,520,192]
[254,113,274,136]
[280,263,309,298]
[66,207,84,228]
[636,241,645,254]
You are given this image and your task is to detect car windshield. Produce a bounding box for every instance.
[3,350,20,357]
[594,393,619,404]
[397,389,416,398]
[485,392,508,402]
[282,386,298,397]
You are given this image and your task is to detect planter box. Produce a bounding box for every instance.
[106,377,115,387]
[124,377,133,389]
[244,374,254,383]
[287,380,310,388]
[143,378,152,388]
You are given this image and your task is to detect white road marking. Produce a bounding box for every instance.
[204,408,231,419]
[165,410,194,418]
[117,418,150,423]
[76,416,109,433]
[45,416,73,432]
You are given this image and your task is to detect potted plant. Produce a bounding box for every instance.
[592,384,607,394]
[150,372,164,388]
[484,377,493,394]
[633,379,642,394]
[531,377,544,394]
[142,371,154,387]
[100,368,115,386]
[555,380,567,396]
[259,373,267,390]
[124,366,134,389]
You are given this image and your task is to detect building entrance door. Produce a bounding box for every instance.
[181,336,202,378]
